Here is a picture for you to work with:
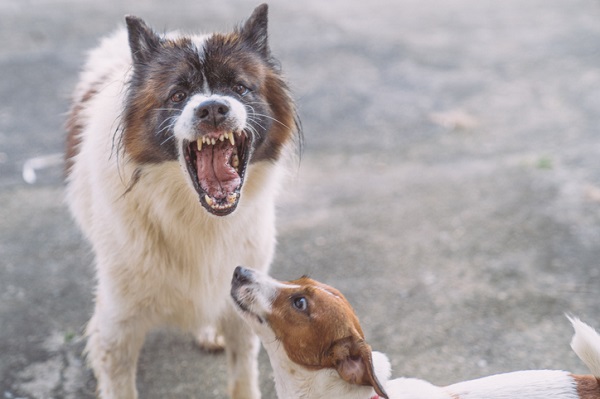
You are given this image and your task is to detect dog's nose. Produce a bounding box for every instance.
[196,100,230,128]
[232,266,254,285]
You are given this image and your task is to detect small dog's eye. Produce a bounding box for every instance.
[233,84,249,96]
[171,91,187,103]
[292,296,308,312]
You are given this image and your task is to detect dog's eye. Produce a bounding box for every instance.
[292,296,308,312]
[233,84,249,97]
[170,91,187,103]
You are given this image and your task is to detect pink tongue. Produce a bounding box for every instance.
[196,143,241,200]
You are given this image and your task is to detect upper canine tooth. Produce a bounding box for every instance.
[204,195,214,206]
[197,139,202,151]
[229,132,235,146]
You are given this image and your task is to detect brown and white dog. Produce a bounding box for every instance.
[230,266,600,399]
[65,5,299,399]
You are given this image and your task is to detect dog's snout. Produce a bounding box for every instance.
[196,100,230,127]
[232,266,254,285]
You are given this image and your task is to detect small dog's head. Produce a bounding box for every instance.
[231,266,389,398]
[122,4,299,216]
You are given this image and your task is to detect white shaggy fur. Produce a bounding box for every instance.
[67,28,285,399]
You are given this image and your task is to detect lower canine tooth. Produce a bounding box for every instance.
[227,193,237,204]
[232,155,239,168]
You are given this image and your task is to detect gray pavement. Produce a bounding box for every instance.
[2,0,600,397]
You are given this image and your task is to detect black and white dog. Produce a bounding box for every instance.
[65,4,299,398]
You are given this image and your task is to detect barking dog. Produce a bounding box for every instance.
[65,5,299,398]
[231,266,600,399]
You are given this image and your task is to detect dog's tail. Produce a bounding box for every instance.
[568,316,600,378]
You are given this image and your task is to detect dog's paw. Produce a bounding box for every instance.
[196,325,226,353]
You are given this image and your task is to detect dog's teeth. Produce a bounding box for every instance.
[229,132,235,146]
[197,139,202,151]
[232,154,239,168]
[211,138,216,145]
[227,193,237,204]
[202,136,206,144]
[219,135,225,142]
[204,195,214,206]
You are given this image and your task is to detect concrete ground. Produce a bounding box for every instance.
[2,0,600,397]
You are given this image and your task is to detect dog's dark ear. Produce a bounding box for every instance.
[125,15,160,64]
[330,338,389,399]
[239,3,270,58]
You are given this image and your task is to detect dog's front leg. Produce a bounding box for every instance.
[220,305,262,399]
[85,304,149,399]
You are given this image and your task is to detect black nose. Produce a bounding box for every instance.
[232,266,254,285]
[196,100,230,128]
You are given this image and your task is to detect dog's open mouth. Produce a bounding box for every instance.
[184,130,251,216]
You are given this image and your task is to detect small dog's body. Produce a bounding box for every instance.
[65,5,298,398]
[230,267,600,399]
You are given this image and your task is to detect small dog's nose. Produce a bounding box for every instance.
[196,100,230,128]
[232,266,254,285]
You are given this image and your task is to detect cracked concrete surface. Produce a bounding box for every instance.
[2,0,600,398]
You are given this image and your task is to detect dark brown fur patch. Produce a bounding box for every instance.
[573,374,600,399]
[65,78,106,176]
[122,36,198,165]
[202,31,300,163]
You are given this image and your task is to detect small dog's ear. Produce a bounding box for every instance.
[125,15,160,65]
[330,338,389,399]
[239,3,270,58]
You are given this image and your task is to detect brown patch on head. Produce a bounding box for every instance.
[123,16,199,165]
[268,277,388,398]
[573,374,600,399]
[202,3,300,163]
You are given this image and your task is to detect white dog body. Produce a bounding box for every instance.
[66,5,298,398]
[230,267,600,399]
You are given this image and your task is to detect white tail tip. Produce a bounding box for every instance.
[568,316,600,377]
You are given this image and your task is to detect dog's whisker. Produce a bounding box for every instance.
[252,112,292,130]
[156,116,179,136]
[153,108,183,113]
[159,135,175,146]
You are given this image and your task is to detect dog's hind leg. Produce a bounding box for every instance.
[85,305,149,399]
[220,304,261,399]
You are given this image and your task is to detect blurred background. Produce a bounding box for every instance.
[1,0,600,397]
